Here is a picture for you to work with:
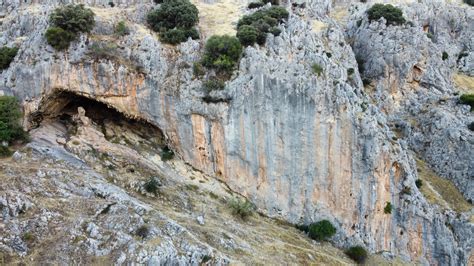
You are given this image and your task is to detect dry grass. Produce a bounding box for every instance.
[191,0,246,38]
[312,20,327,32]
[416,158,472,213]
[453,73,474,94]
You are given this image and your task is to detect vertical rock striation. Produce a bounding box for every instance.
[0,0,472,264]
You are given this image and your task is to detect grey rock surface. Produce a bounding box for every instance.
[0,0,472,264]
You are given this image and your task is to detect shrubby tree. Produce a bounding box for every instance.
[202,35,242,73]
[0,46,19,70]
[367,4,405,25]
[345,246,368,263]
[46,4,95,50]
[236,6,288,46]
[307,220,336,241]
[49,4,95,34]
[0,96,28,145]
[45,27,76,50]
[146,0,199,44]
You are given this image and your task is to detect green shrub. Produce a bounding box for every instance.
[295,224,309,233]
[269,26,281,36]
[49,4,95,34]
[308,220,336,241]
[262,0,280,4]
[0,46,19,70]
[160,146,174,161]
[312,63,323,76]
[248,2,265,9]
[347,68,355,76]
[442,51,449,61]
[203,79,225,92]
[468,122,474,131]
[46,4,95,50]
[147,0,199,45]
[236,25,259,46]
[147,0,198,31]
[159,28,199,44]
[135,225,150,238]
[87,42,119,60]
[146,0,199,44]
[0,96,28,145]
[202,35,242,73]
[115,20,130,36]
[0,146,12,157]
[367,4,405,26]
[144,177,160,195]
[460,94,474,111]
[193,62,205,77]
[464,0,474,6]
[229,198,254,219]
[45,27,76,50]
[345,246,368,264]
[415,179,423,188]
[384,202,392,214]
[236,6,288,46]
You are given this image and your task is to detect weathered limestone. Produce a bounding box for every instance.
[0,0,472,264]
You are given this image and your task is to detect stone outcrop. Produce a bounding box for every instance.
[0,0,472,264]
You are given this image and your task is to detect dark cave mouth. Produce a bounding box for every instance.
[29,90,166,148]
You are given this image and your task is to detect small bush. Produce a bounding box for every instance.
[49,4,95,34]
[308,220,336,241]
[0,146,12,157]
[160,146,174,161]
[146,0,199,44]
[262,0,280,4]
[345,246,368,264]
[147,0,198,31]
[193,62,205,77]
[45,27,76,50]
[159,27,199,44]
[0,96,28,145]
[312,63,323,76]
[401,186,411,195]
[459,94,474,111]
[236,6,288,46]
[115,20,130,36]
[135,225,150,238]
[22,232,35,242]
[442,51,449,61]
[347,68,355,76]
[0,46,19,70]
[144,177,160,195]
[203,79,225,92]
[464,0,474,6]
[468,122,474,131]
[415,179,423,188]
[237,25,259,46]
[87,42,119,60]
[46,4,95,50]
[367,4,405,26]
[269,26,281,36]
[248,2,265,9]
[202,35,242,73]
[295,224,309,233]
[384,202,392,214]
[229,198,254,219]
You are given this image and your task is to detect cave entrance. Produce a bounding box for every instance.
[30,90,166,150]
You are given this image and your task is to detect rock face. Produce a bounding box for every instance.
[0,0,472,265]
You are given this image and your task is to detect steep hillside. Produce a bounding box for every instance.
[0,0,473,265]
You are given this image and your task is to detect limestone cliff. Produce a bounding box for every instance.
[0,0,473,265]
